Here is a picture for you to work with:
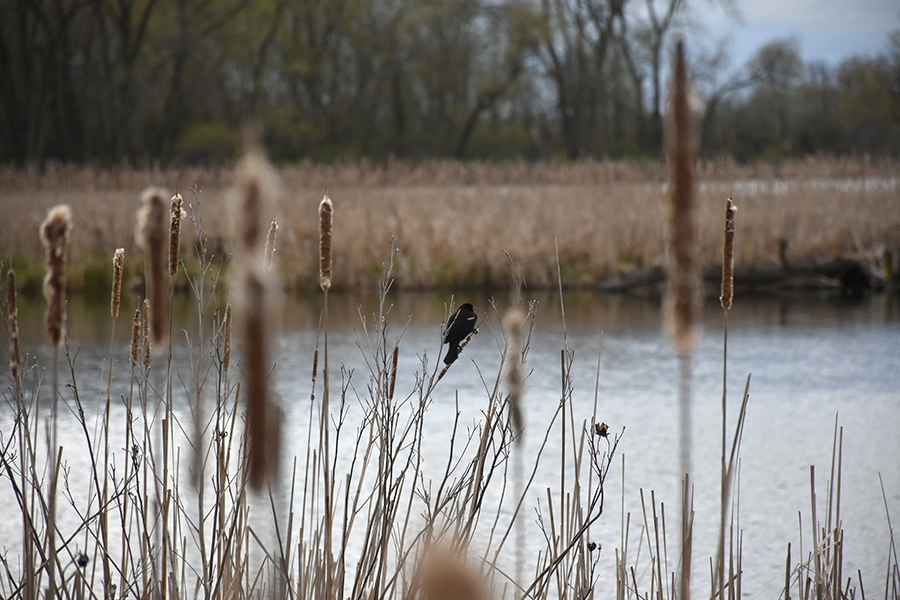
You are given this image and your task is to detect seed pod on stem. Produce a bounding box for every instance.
[136,188,169,345]
[721,198,737,311]
[319,195,333,292]
[111,248,125,319]
[169,194,183,278]
[664,40,700,354]
[40,205,72,348]
[7,270,22,381]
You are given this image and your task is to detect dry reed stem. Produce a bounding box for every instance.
[136,187,169,344]
[665,40,700,354]
[264,218,278,270]
[319,195,333,291]
[40,204,72,347]
[169,193,184,277]
[7,269,22,381]
[721,198,736,310]
[111,248,125,319]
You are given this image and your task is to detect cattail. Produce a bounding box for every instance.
[136,188,168,344]
[222,303,232,374]
[7,270,22,382]
[264,218,278,270]
[232,149,279,255]
[415,546,488,600]
[169,194,184,278]
[111,248,125,319]
[720,198,737,310]
[129,308,141,369]
[388,346,399,400]
[230,148,281,489]
[142,299,151,371]
[664,40,700,354]
[319,195,333,292]
[240,271,269,488]
[40,205,72,348]
[504,308,526,439]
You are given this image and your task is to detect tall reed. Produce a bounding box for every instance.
[230,148,281,489]
[717,197,737,598]
[664,41,699,597]
[136,187,169,345]
[664,39,700,354]
[39,203,71,599]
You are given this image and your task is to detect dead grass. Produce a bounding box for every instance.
[1,158,898,291]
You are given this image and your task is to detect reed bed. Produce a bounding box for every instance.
[1,158,898,292]
[1,153,897,600]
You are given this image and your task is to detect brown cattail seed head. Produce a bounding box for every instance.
[169,194,184,278]
[664,40,700,354]
[415,546,489,600]
[229,148,281,489]
[238,271,272,488]
[232,149,280,258]
[504,308,526,438]
[264,218,278,270]
[111,248,125,319]
[136,187,169,344]
[40,205,72,348]
[720,198,737,311]
[130,308,141,369]
[319,195,333,292]
[7,270,22,382]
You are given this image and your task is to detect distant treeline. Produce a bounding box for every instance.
[2,0,899,165]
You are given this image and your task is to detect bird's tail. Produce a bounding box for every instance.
[443,344,459,365]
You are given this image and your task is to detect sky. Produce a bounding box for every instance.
[693,0,900,72]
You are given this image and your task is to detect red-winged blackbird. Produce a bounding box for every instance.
[443,303,477,365]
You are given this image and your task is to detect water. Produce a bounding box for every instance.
[1,290,898,597]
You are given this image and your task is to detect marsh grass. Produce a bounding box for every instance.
[2,158,898,293]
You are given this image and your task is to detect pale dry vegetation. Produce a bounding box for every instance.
[1,157,898,291]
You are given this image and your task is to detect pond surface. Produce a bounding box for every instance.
[2,289,899,598]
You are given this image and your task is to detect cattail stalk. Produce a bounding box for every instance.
[665,41,697,600]
[136,188,169,345]
[264,218,278,270]
[102,246,125,598]
[718,197,737,600]
[231,149,281,489]
[665,40,700,355]
[318,193,334,596]
[721,198,737,311]
[40,204,71,600]
[169,194,183,278]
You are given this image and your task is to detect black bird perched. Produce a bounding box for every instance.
[443,303,477,365]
